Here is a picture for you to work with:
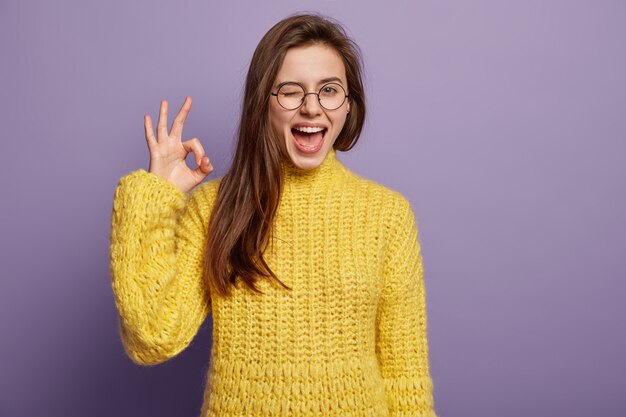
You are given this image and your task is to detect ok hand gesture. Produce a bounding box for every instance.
[145,97,213,193]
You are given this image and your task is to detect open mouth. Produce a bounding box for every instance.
[291,126,327,154]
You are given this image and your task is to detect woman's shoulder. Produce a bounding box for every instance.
[187,176,223,214]
[342,168,411,210]
[343,171,420,247]
[191,176,222,198]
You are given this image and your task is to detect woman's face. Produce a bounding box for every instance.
[269,43,351,170]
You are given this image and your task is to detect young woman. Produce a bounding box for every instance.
[110,13,437,417]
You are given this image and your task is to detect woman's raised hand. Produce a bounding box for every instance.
[145,96,213,193]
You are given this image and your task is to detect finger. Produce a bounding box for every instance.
[199,156,213,171]
[170,96,192,140]
[194,157,214,178]
[181,138,205,166]
[157,99,168,141]
[144,115,157,148]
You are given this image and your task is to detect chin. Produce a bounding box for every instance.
[288,154,325,170]
[286,139,333,170]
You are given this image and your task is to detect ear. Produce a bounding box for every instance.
[346,97,351,114]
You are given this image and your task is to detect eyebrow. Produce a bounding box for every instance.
[275,77,345,87]
[319,77,344,85]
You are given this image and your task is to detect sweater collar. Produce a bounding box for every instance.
[281,148,343,185]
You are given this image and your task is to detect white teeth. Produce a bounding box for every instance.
[294,126,324,133]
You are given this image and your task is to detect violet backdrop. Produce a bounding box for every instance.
[1,1,625,416]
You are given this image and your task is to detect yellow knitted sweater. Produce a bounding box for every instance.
[109,149,436,417]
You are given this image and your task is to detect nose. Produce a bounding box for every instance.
[300,92,322,115]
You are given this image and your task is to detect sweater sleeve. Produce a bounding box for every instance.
[376,195,437,417]
[109,169,215,366]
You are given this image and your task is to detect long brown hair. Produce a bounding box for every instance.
[204,13,366,298]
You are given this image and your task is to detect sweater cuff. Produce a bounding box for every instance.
[114,169,188,215]
[383,374,436,417]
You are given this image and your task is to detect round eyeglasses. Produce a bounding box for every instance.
[271,82,349,110]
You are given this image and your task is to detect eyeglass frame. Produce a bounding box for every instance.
[270,82,349,111]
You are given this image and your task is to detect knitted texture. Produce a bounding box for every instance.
[109,149,436,417]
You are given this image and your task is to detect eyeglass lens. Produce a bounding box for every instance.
[276,83,346,110]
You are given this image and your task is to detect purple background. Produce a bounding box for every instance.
[1,1,625,416]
